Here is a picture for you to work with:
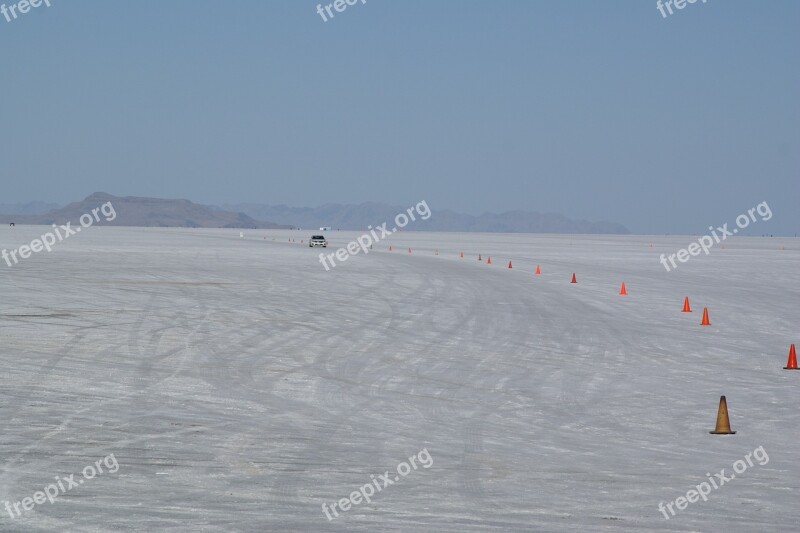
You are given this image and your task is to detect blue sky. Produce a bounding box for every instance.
[1,0,797,234]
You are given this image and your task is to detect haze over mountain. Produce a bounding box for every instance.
[0,201,61,215]
[0,193,630,233]
[221,203,630,234]
[0,193,289,229]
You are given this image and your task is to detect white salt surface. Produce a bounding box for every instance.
[0,226,797,531]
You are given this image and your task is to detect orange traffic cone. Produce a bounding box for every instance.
[389,245,392,251]
[507,261,513,269]
[682,297,692,313]
[535,265,541,275]
[487,257,492,264]
[700,307,710,326]
[709,396,736,435]
[408,248,412,253]
[619,282,627,295]
[570,273,577,284]
[460,251,463,258]
[785,344,798,370]
[478,254,482,261]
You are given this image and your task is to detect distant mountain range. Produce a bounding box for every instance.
[0,193,630,233]
[221,203,631,234]
[0,193,289,229]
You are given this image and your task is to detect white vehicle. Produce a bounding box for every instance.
[309,235,328,247]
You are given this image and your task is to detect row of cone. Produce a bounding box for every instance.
[706,352,800,435]
[385,245,797,369]
[680,296,712,326]
[381,251,784,345]
[385,246,790,355]
[706,347,798,436]
[390,248,549,287]
[470,251,628,293]
[474,254,522,270]
[470,254,623,294]
[393,247,621,299]
[402,250,590,295]
[380,244,797,437]
[711,352,800,432]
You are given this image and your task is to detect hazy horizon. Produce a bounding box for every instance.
[1,1,797,235]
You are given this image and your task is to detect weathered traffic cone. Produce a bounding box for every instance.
[535,265,541,275]
[408,248,412,253]
[460,251,464,258]
[389,245,392,251]
[709,396,736,435]
[478,254,482,261]
[435,249,439,256]
[487,257,492,264]
[619,282,627,295]
[570,273,577,284]
[700,307,710,326]
[508,261,513,269]
[682,297,692,313]
[784,344,798,370]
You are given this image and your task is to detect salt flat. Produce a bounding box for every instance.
[0,226,798,532]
